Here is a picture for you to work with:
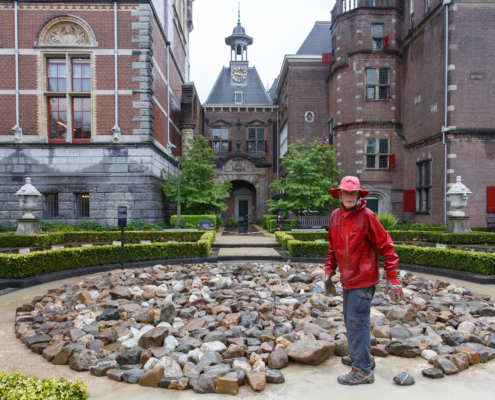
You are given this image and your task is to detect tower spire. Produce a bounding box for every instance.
[238,1,240,24]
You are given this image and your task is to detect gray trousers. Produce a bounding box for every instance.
[343,286,375,374]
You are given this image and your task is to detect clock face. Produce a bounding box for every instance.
[231,67,247,83]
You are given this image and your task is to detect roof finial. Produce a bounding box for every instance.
[238,1,241,24]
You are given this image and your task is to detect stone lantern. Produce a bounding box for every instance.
[15,177,42,235]
[445,176,473,234]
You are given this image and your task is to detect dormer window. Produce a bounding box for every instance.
[235,92,243,104]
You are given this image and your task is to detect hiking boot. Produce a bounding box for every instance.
[341,355,375,370]
[337,367,375,386]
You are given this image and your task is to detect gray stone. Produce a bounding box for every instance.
[433,357,459,375]
[422,368,444,379]
[393,372,415,386]
[386,341,421,358]
[122,369,145,384]
[390,326,413,340]
[266,369,285,384]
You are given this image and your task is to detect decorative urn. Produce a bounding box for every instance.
[446,176,472,217]
[15,177,42,235]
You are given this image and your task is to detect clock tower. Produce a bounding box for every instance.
[225,9,252,87]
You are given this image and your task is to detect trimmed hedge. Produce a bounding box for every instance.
[268,218,298,231]
[262,215,278,229]
[278,232,495,275]
[0,370,89,400]
[170,215,221,229]
[388,230,495,244]
[0,231,215,279]
[0,231,205,249]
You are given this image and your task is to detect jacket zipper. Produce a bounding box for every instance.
[346,233,348,253]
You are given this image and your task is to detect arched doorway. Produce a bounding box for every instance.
[224,180,257,223]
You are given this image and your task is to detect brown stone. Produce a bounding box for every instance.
[212,305,232,315]
[216,375,239,395]
[106,369,126,382]
[373,325,391,339]
[42,342,66,362]
[180,318,207,332]
[246,372,266,391]
[76,291,92,304]
[285,340,335,365]
[267,348,289,369]
[138,326,168,349]
[150,347,172,359]
[110,287,132,300]
[139,366,164,387]
[370,346,388,357]
[140,349,152,365]
[221,313,242,326]
[222,344,248,359]
[142,289,156,301]
[453,346,480,365]
[452,352,470,372]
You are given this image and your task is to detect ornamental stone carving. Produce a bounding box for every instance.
[223,158,254,173]
[36,15,97,47]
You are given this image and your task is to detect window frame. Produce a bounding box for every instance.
[212,127,230,153]
[43,193,59,219]
[247,127,266,153]
[75,193,90,219]
[48,97,68,143]
[47,58,67,92]
[425,0,431,12]
[365,68,391,101]
[416,160,432,213]
[72,58,91,93]
[234,92,243,105]
[365,138,390,169]
[45,54,92,144]
[372,24,384,51]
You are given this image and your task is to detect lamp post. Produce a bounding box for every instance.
[175,156,181,228]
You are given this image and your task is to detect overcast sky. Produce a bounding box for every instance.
[189,0,336,103]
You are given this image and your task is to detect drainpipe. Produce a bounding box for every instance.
[442,0,452,225]
[12,0,22,143]
[276,107,279,181]
[112,1,121,143]
[166,2,172,155]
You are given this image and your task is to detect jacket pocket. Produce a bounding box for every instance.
[355,289,373,313]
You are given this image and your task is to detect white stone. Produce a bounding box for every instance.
[421,349,437,361]
[164,335,179,351]
[280,284,294,294]
[192,277,202,287]
[187,349,204,364]
[446,284,457,292]
[188,295,199,303]
[370,307,385,319]
[89,290,100,300]
[122,325,154,348]
[421,326,442,347]
[280,298,298,307]
[173,282,184,291]
[402,288,414,297]
[252,360,266,372]
[457,321,476,333]
[155,356,183,377]
[141,302,150,308]
[130,286,143,296]
[143,357,158,371]
[232,360,252,374]
[156,322,172,329]
[200,341,227,354]
[77,334,94,344]
[413,297,427,305]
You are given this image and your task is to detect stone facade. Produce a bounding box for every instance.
[0,0,197,227]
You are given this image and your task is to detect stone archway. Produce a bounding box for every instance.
[214,156,269,221]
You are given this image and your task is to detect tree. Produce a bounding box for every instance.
[266,138,342,216]
[161,135,232,215]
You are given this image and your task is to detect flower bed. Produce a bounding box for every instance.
[0,232,215,279]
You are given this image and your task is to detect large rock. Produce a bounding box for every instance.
[452,352,469,371]
[372,325,391,339]
[266,369,285,384]
[69,349,98,371]
[201,341,227,354]
[222,345,247,359]
[96,308,119,322]
[138,326,168,349]
[393,372,415,386]
[155,356,183,377]
[194,374,219,394]
[196,352,224,373]
[422,368,444,379]
[433,357,459,375]
[386,341,421,358]
[159,377,190,390]
[116,348,143,366]
[216,375,239,395]
[246,372,266,391]
[453,346,480,364]
[122,369,145,384]
[334,338,349,357]
[139,366,164,387]
[390,326,412,340]
[25,334,51,349]
[90,360,119,377]
[267,348,289,369]
[180,318,207,332]
[285,340,335,365]
[110,287,132,300]
[160,304,177,325]
[386,306,415,323]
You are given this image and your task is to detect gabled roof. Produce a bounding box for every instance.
[267,77,279,104]
[296,21,332,55]
[204,67,273,106]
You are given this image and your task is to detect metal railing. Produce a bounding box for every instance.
[297,216,330,228]
[43,193,59,218]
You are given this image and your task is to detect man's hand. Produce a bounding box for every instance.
[324,270,337,297]
[386,279,403,302]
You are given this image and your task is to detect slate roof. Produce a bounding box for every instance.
[267,77,279,104]
[296,21,332,55]
[204,67,273,105]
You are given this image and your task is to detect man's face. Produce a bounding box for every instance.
[341,190,359,210]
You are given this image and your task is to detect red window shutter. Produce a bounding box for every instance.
[246,141,249,152]
[383,35,390,49]
[209,140,212,148]
[388,85,391,99]
[322,53,332,63]
[228,140,232,152]
[389,154,395,168]
[264,140,267,152]
[411,12,414,28]
[488,187,495,212]
[404,190,416,212]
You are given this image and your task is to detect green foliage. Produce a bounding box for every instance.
[266,138,342,216]
[0,232,215,279]
[0,231,205,249]
[216,216,223,228]
[288,240,328,258]
[170,215,219,229]
[0,370,89,400]
[268,219,298,231]
[376,212,399,231]
[162,135,232,215]
[388,230,495,244]
[225,217,239,227]
[262,215,278,229]
[0,224,16,233]
[124,221,165,231]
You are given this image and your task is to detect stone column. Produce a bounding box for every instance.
[181,123,195,152]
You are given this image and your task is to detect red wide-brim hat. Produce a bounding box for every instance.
[330,176,370,200]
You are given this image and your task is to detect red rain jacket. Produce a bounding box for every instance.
[325,200,399,289]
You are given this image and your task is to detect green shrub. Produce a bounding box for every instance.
[0,231,205,248]
[268,218,298,231]
[225,217,239,227]
[0,224,15,233]
[216,216,223,228]
[124,221,164,231]
[0,370,89,400]
[288,240,328,258]
[376,212,398,231]
[170,215,219,229]
[262,215,278,229]
[388,230,495,244]
[0,232,215,279]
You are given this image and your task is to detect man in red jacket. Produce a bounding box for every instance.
[325,176,401,385]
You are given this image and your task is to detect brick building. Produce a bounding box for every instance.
[203,16,277,223]
[270,0,495,227]
[0,0,201,227]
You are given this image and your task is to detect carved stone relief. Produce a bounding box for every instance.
[45,23,90,46]
[223,158,254,173]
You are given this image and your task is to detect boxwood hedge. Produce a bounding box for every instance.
[0,232,215,280]
[0,231,205,249]
[262,215,278,229]
[388,230,495,244]
[0,370,89,400]
[170,215,222,229]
